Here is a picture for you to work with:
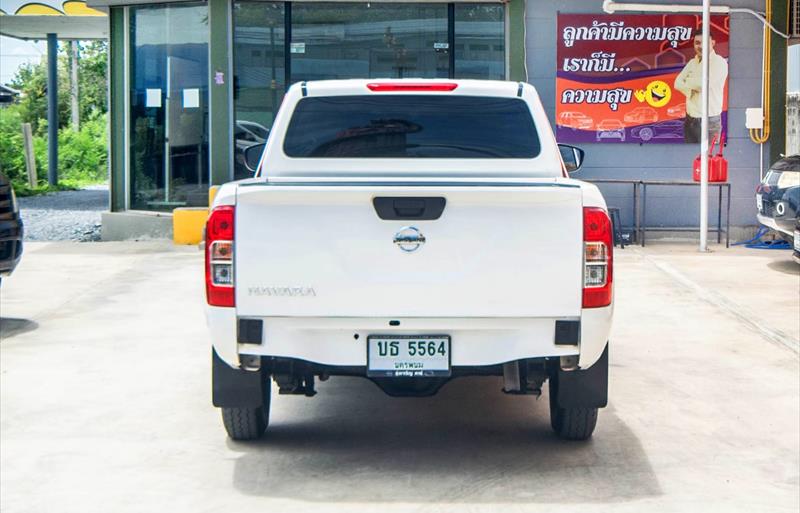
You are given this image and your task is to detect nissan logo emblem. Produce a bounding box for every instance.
[393,226,426,252]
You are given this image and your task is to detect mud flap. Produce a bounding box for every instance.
[555,343,608,408]
[212,348,267,408]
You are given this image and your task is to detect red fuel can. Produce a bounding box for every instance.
[693,134,728,183]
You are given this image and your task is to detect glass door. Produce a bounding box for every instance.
[290,3,450,82]
[233,1,286,180]
[129,2,209,211]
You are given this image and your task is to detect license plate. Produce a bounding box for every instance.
[367,335,451,378]
[794,230,800,252]
[756,194,763,212]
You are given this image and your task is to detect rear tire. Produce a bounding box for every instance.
[221,407,268,440]
[548,377,598,441]
[221,386,271,441]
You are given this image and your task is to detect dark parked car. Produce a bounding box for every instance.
[756,155,800,242]
[234,120,270,180]
[0,172,23,280]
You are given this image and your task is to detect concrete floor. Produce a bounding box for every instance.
[1,241,798,512]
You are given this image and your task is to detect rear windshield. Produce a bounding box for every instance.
[764,170,800,189]
[283,95,540,159]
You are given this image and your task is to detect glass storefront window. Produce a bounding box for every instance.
[455,4,505,80]
[228,2,506,152]
[124,1,507,206]
[291,3,449,82]
[129,2,209,211]
[233,1,285,180]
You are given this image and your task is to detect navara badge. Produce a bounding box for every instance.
[393,226,426,253]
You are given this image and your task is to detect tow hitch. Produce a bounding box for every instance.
[274,374,316,397]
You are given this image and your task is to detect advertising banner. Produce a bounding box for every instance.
[556,13,729,144]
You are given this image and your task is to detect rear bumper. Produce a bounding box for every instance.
[757,213,794,237]
[0,218,24,277]
[207,306,612,371]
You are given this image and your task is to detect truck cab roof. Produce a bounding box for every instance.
[254,79,565,181]
[298,79,525,98]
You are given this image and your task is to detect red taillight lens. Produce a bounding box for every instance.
[366,82,458,92]
[208,206,234,240]
[206,206,235,307]
[583,207,613,308]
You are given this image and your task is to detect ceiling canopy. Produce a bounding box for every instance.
[0,0,107,40]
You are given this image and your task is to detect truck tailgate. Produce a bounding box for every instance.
[235,184,583,318]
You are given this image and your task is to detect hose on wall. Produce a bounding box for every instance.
[749,0,773,144]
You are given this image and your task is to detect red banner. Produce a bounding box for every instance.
[556,13,730,144]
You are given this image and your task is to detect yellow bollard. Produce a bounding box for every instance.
[208,185,220,208]
[173,207,209,245]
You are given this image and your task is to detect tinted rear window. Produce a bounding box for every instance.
[283,95,540,159]
[764,170,800,189]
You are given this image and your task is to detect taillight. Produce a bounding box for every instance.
[366,82,458,92]
[583,207,613,308]
[206,205,235,307]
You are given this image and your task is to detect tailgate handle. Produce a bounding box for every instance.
[373,197,446,220]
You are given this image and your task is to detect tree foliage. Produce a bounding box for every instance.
[7,40,108,134]
[0,40,109,193]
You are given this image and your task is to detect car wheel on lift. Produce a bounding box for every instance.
[221,386,271,441]
[548,375,598,441]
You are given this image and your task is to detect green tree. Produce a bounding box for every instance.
[76,41,108,121]
[1,40,109,192]
[8,61,49,134]
[7,40,108,134]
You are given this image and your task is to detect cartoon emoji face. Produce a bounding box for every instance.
[643,80,672,108]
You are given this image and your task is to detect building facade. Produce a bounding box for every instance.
[87,0,790,235]
[788,92,799,155]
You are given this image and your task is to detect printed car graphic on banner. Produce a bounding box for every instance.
[556,13,729,144]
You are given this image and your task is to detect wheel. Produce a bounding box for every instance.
[639,127,654,141]
[221,406,269,440]
[548,376,598,441]
[221,385,271,441]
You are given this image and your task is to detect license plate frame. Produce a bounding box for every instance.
[756,194,763,212]
[367,335,451,378]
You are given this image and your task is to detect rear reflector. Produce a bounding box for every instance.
[582,207,613,308]
[206,206,235,307]
[367,82,458,92]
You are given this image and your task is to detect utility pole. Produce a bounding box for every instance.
[47,33,58,186]
[70,41,80,131]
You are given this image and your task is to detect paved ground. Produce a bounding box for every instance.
[0,241,798,512]
[17,185,108,242]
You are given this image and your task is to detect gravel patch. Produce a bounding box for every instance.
[18,185,108,242]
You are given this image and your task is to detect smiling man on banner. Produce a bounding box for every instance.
[674,27,729,143]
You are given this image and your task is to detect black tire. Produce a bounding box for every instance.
[548,377,598,441]
[221,387,271,441]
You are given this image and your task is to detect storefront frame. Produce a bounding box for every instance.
[107,0,526,213]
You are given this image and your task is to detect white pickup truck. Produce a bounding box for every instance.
[206,79,613,442]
